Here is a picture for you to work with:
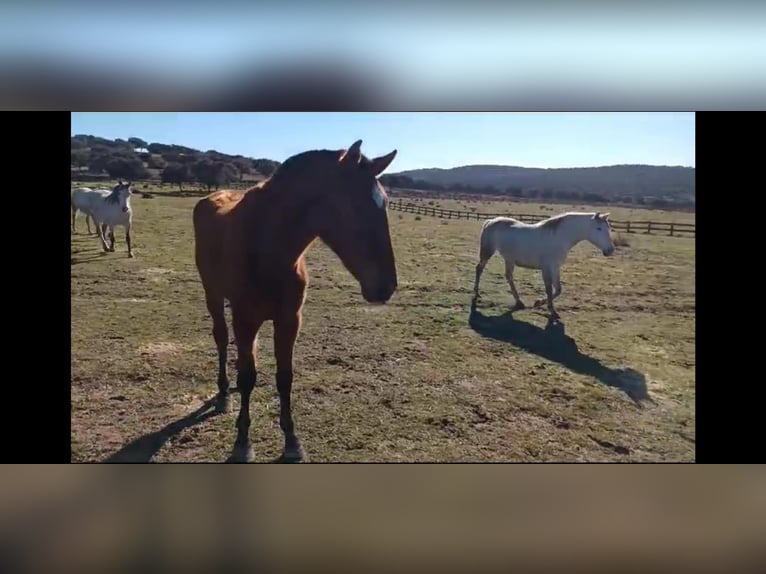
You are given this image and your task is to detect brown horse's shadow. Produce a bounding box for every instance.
[468,299,653,406]
[103,390,303,463]
[103,397,223,463]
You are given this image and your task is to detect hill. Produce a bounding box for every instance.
[71,135,695,208]
[383,164,695,208]
[71,134,281,192]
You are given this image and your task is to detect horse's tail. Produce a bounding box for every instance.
[478,218,499,262]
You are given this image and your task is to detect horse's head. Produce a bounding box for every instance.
[587,212,615,256]
[310,139,398,304]
[112,180,133,213]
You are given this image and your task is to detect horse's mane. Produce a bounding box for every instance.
[246,148,376,193]
[538,212,571,231]
[104,184,123,204]
[538,211,601,232]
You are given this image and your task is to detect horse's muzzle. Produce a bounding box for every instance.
[122,207,129,213]
[603,247,615,256]
[362,282,397,304]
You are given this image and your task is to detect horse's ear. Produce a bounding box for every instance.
[338,139,363,165]
[593,212,601,220]
[370,149,398,176]
[602,212,610,220]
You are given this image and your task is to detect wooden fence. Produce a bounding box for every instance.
[388,200,695,238]
[71,178,695,237]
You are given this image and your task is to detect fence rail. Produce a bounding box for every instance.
[388,200,695,237]
[71,179,695,237]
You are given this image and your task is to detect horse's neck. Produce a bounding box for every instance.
[557,217,591,253]
[243,189,317,272]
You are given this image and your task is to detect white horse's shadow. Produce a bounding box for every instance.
[468,299,654,406]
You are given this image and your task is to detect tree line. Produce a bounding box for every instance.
[71,135,694,208]
[71,135,281,192]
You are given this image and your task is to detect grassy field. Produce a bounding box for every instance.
[389,193,697,226]
[71,190,695,462]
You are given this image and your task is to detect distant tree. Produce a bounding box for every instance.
[192,159,239,192]
[88,151,111,174]
[114,138,133,149]
[147,142,173,155]
[128,137,149,149]
[162,163,192,191]
[105,157,151,180]
[253,158,280,177]
[146,155,167,170]
[70,136,89,150]
[161,151,182,164]
[233,158,252,181]
[506,186,523,198]
[71,149,89,169]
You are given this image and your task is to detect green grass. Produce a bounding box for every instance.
[71,191,695,462]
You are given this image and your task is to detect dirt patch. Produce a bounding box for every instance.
[141,267,174,275]
[138,341,193,358]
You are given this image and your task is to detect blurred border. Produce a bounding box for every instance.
[0,465,764,574]
[2,3,766,110]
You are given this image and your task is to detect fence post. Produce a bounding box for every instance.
[627,221,631,234]
[669,223,674,237]
[646,222,652,235]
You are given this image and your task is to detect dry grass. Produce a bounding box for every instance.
[391,194,696,226]
[71,190,695,462]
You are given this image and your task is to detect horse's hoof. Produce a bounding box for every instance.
[128,253,135,258]
[215,393,232,414]
[513,301,526,311]
[227,444,255,463]
[277,446,305,463]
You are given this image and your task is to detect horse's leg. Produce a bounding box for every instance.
[536,267,562,307]
[94,219,110,252]
[71,206,77,234]
[539,267,559,320]
[205,290,231,413]
[273,311,304,462]
[125,221,134,258]
[229,311,263,463]
[86,215,92,235]
[473,251,494,298]
[473,233,495,298]
[551,267,562,301]
[504,258,525,309]
[108,227,116,252]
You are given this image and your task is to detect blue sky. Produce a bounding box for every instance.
[71,112,695,172]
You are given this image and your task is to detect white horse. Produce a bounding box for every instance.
[71,186,109,235]
[89,181,135,258]
[473,211,615,320]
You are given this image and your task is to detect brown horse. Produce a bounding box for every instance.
[193,139,399,462]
